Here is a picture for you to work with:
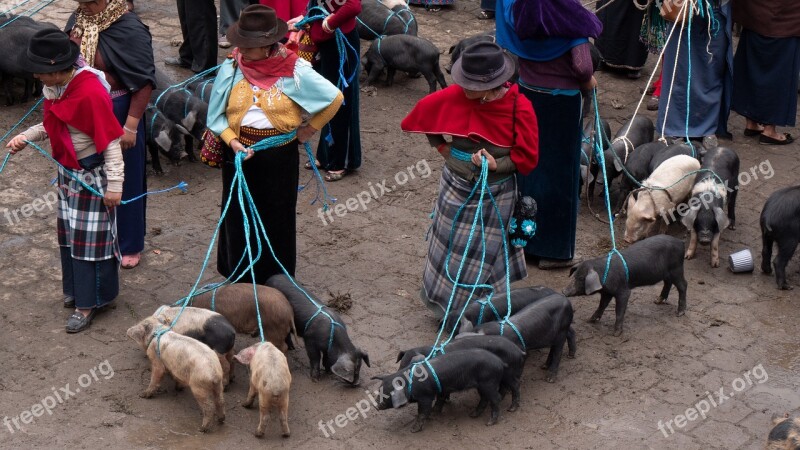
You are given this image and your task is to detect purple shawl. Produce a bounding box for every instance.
[512,0,603,40]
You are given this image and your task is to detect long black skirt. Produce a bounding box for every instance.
[732,30,800,127]
[217,139,299,284]
[517,85,582,260]
[595,0,648,71]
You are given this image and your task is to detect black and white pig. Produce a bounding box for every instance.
[442,285,557,335]
[563,234,688,336]
[373,349,506,432]
[363,35,447,94]
[681,147,739,267]
[187,77,214,103]
[144,105,187,174]
[356,0,417,40]
[760,185,800,290]
[396,334,526,411]
[591,116,655,197]
[266,274,370,385]
[466,294,576,383]
[151,88,208,161]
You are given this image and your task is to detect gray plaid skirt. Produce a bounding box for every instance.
[422,166,527,315]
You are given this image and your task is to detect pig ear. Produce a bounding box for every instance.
[175,124,191,136]
[612,156,623,172]
[569,265,578,277]
[585,268,603,294]
[459,318,474,333]
[713,206,729,230]
[396,351,405,363]
[681,207,699,230]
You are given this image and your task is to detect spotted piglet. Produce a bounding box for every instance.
[234,342,292,438]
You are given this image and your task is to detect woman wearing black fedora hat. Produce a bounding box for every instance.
[66,0,155,270]
[6,29,126,333]
[207,5,343,283]
[401,42,539,317]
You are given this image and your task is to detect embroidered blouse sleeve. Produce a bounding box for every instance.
[207,60,238,145]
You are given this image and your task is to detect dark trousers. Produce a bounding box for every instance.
[112,94,146,256]
[219,0,254,34]
[177,0,218,72]
[480,0,495,11]
[61,247,119,309]
[315,29,361,172]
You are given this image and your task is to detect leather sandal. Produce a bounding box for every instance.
[743,128,763,137]
[324,170,348,182]
[66,309,97,333]
[304,160,321,170]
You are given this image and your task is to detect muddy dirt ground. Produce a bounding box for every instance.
[1,0,799,448]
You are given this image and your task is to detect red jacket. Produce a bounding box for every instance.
[260,0,308,37]
[308,0,361,43]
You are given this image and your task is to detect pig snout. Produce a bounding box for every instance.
[561,283,577,297]
[697,231,713,245]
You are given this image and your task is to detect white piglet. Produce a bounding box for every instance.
[624,154,701,243]
[234,342,292,438]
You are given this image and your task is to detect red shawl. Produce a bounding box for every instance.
[401,84,539,175]
[43,70,123,170]
[233,45,299,91]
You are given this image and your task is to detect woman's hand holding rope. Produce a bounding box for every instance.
[471,149,497,171]
[6,134,28,153]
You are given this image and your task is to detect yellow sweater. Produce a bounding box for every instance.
[219,78,343,146]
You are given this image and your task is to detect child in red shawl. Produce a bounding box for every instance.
[401,42,539,318]
[6,30,124,333]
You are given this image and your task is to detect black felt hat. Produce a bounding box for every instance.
[23,28,80,73]
[227,5,288,49]
[451,42,516,91]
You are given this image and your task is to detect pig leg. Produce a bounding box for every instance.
[242,381,257,408]
[279,392,290,437]
[432,394,446,414]
[21,77,32,103]
[255,391,270,437]
[422,72,437,94]
[434,66,447,90]
[213,383,225,424]
[566,326,577,358]
[673,272,688,316]
[544,332,568,382]
[226,349,235,383]
[506,379,521,412]
[612,291,630,336]
[189,384,216,432]
[410,398,433,433]
[284,333,294,351]
[365,65,384,87]
[710,233,721,268]
[386,67,397,87]
[761,232,774,274]
[218,354,231,389]
[656,280,672,304]
[141,357,166,398]
[589,292,613,323]
[148,143,164,175]
[774,237,798,290]
[727,188,738,230]
[475,386,502,426]
[470,396,488,417]
[305,346,322,381]
[685,229,698,260]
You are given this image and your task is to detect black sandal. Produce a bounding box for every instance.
[66,309,97,334]
[759,133,794,145]
[477,10,494,19]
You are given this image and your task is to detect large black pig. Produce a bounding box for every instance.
[681,147,739,267]
[760,185,800,290]
[591,116,654,203]
[356,1,417,40]
[266,274,370,385]
[396,335,526,411]
[151,88,208,161]
[442,285,557,336]
[363,35,447,94]
[563,235,688,336]
[467,293,576,383]
[0,15,55,105]
[374,349,505,432]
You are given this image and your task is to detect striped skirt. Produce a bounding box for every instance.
[422,166,527,314]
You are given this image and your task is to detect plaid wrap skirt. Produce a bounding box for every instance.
[56,163,118,262]
[422,166,527,313]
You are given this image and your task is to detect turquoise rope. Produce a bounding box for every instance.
[0,97,44,176]
[591,90,629,283]
[0,0,35,15]
[23,141,188,204]
[0,0,55,28]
